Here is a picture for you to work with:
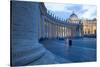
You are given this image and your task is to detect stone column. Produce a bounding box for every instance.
[52,23,54,38]
[64,26,65,38]
[61,26,62,38]
[62,26,63,38]
[11,1,59,66]
[53,24,55,38]
[66,27,67,37]
[47,22,49,38]
[57,24,59,38]
[51,23,53,38]
[42,16,45,38]
[48,22,50,39]
[49,23,51,38]
[61,26,63,38]
[59,26,61,38]
[11,1,46,65]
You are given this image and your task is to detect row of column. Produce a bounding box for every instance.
[40,21,74,39]
[38,17,81,39]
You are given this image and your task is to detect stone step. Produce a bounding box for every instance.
[11,39,46,66]
[12,47,45,66]
[29,51,59,65]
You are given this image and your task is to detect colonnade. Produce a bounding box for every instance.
[38,17,81,39]
[38,3,82,40]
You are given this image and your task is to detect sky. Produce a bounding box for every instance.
[44,3,96,20]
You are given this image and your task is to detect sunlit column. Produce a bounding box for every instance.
[66,27,67,37]
[63,26,64,38]
[51,23,53,38]
[66,27,68,37]
[58,25,59,38]
[52,23,54,38]
[56,25,58,38]
[68,28,70,37]
[64,27,66,38]
[46,22,47,38]
[54,24,56,38]
[48,22,50,38]
[44,22,46,38]
[62,26,64,38]
[60,26,61,38]
[65,27,66,37]
[58,25,60,37]
[47,22,48,38]
[55,25,57,38]
[57,25,59,38]
[59,26,61,38]
[54,24,55,38]
[49,23,51,38]
[61,26,63,38]
[43,22,46,38]
[41,17,44,39]
[62,26,63,38]
[53,24,55,38]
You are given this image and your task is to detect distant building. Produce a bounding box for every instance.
[67,12,81,24]
[82,18,96,36]
[66,12,96,37]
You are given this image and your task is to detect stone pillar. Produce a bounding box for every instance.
[48,22,50,39]
[66,27,67,37]
[57,25,58,38]
[54,24,56,38]
[49,23,51,38]
[58,26,60,37]
[59,26,61,38]
[11,1,46,65]
[60,26,61,38]
[52,23,54,38]
[47,22,49,38]
[64,27,65,38]
[62,27,64,38]
[61,26,62,38]
[53,24,55,38]
[55,24,57,38]
[56,25,57,38]
[42,16,45,38]
[51,23,53,38]
[11,1,59,66]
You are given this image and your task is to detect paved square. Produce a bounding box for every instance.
[40,38,96,62]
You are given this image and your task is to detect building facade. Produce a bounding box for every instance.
[66,12,97,37]
[82,19,96,36]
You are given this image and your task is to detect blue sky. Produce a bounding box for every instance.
[44,3,96,20]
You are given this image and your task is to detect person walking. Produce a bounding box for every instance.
[64,38,69,48]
